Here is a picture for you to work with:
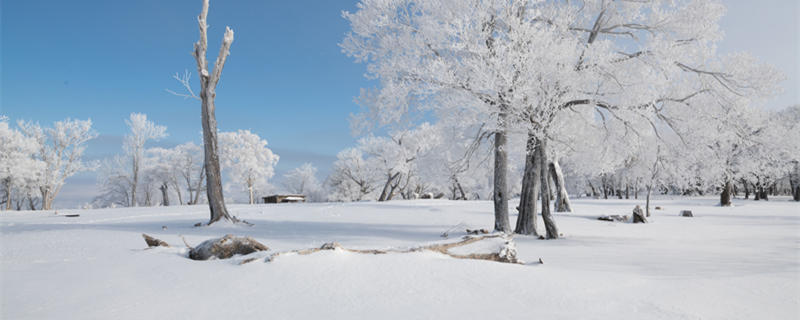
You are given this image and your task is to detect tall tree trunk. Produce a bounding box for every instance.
[720,180,733,207]
[131,157,139,207]
[493,128,510,232]
[539,139,558,239]
[625,184,630,199]
[549,159,572,212]
[515,134,540,236]
[193,0,235,224]
[3,179,10,211]
[646,185,652,217]
[248,184,255,205]
[742,179,750,199]
[174,182,184,205]
[40,187,52,210]
[160,183,170,206]
[794,185,800,202]
[455,178,466,200]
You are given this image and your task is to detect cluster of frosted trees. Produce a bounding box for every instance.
[336,0,797,235]
[1,116,97,210]
[92,113,280,208]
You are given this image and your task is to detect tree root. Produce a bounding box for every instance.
[263,235,521,265]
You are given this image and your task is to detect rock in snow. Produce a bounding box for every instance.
[188,234,269,260]
[680,210,694,217]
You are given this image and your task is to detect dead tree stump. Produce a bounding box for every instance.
[632,205,647,223]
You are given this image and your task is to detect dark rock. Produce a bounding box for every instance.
[632,205,647,223]
[188,234,269,260]
[466,228,489,235]
[680,210,693,217]
[597,215,629,222]
[655,206,663,210]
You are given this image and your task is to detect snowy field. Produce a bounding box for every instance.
[1,197,798,319]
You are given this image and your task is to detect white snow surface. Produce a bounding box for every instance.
[1,197,798,319]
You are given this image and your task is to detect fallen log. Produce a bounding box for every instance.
[264,235,521,265]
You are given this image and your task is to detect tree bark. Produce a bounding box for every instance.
[645,185,652,217]
[549,159,572,212]
[539,139,558,239]
[40,187,52,210]
[794,186,800,202]
[493,128,510,233]
[131,157,139,207]
[378,172,399,202]
[742,179,750,199]
[3,179,10,211]
[160,183,170,206]
[515,134,540,236]
[193,0,235,224]
[720,180,733,207]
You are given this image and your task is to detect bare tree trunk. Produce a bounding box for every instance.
[248,184,255,205]
[515,134,540,236]
[549,159,572,212]
[40,187,52,210]
[539,139,558,239]
[192,167,205,205]
[193,0,235,224]
[720,180,733,207]
[646,185,652,217]
[3,179,10,211]
[160,183,170,206]
[794,185,800,202]
[173,182,183,205]
[455,178,466,200]
[131,157,139,207]
[493,127,510,233]
[378,172,399,202]
[742,179,750,199]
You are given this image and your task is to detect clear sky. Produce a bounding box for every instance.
[1,0,797,207]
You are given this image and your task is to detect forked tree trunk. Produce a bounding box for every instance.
[193,0,235,224]
[539,139,558,239]
[515,134,540,236]
[720,180,733,207]
[378,172,399,202]
[493,127,510,233]
[549,159,572,212]
[40,187,52,210]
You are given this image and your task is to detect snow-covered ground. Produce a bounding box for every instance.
[1,197,798,319]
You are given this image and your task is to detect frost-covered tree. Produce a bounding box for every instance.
[218,130,279,204]
[328,148,378,202]
[283,163,324,202]
[171,142,206,205]
[94,155,133,208]
[1,117,44,210]
[18,118,97,210]
[123,113,167,207]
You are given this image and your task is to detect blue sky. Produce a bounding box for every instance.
[1,0,798,207]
